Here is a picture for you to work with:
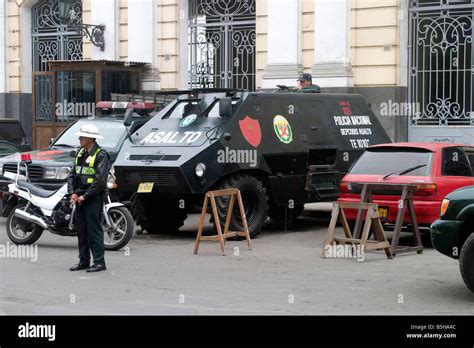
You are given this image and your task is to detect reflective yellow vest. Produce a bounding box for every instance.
[75,147,101,185]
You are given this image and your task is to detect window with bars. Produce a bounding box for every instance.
[408,0,474,126]
[188,0,256,90]
[32,0,83,72]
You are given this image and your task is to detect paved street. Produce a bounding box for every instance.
[0,204,472,315]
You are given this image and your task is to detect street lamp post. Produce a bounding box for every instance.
[58,0,106,51]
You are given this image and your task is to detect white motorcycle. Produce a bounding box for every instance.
[1,156,134,251]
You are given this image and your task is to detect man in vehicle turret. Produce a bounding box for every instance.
[297,73,321,93]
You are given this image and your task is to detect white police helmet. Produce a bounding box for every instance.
[74,124,103,139]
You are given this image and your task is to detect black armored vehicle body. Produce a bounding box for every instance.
[114,89,391,237]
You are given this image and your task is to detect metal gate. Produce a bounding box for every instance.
[408,0,474,141]
[188,0,256,90]
[32,0,83,73]
[31,0,83,149]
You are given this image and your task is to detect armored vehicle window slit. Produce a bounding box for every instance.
[205,99,241,118]
[163,100,202,119]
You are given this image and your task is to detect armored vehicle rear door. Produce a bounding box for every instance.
[299,95,391,171]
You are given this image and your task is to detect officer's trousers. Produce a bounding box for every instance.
[75,193,105,265]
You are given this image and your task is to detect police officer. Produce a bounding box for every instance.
[68,124,111,273]
[296,73,321,93]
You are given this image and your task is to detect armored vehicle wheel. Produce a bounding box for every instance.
[215,174,268,238]
[460,232,474,292]
[131,194,187,234]
[268,204,304,223]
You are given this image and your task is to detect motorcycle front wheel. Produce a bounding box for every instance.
[103,206,134,251]
[6,203,43,245]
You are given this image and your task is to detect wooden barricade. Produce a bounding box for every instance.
[194,188,252,256]
[352,183,423,256]
[322,201,393,261]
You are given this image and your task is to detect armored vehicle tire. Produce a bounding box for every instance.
[131,194,187,234]
[268,204,304,223]
[216,174,268,238]
[459,232,474,292]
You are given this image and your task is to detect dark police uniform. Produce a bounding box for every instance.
[67,143,111,269]
[299,84,321,93]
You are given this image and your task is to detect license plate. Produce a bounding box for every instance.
[377,207,389,220]
[137,182,154,193]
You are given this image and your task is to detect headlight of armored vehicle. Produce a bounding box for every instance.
[43,166,70,180]
[195,163,206,178]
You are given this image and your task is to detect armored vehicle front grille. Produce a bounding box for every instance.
[3,163,44,180]
[129,155,181,161]
[123,170,178,187]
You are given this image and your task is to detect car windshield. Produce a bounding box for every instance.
[52,121,126,152]
[349,148,433,176]
[0,141,19,157]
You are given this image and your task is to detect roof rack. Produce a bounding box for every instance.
[153,88,248,96]
[110,89,248,112]
[97,101,155,110]
[111,93,175,111]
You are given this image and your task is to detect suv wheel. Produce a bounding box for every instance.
[215,174,268,238]
[460,232,474,292]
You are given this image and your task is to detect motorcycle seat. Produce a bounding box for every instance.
[17,180,57,198]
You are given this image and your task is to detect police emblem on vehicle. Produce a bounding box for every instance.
[239,116,262,148]
[273,115,292,144]
[179,114,197,128]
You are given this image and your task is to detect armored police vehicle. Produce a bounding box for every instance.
[113,89,391,237]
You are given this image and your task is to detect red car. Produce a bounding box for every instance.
[338,142,474,227]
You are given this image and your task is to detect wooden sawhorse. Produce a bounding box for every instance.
[194,188,252,256]
[352,183,423,256]
[322,201,393,261]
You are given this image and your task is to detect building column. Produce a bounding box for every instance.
[178,0,188,90]
[0,0,6,129]
[0,0,5,95]
[128,0,160,91]
[21,3,33,94]
[91,0,117,60]
[261,0,302,88]
[312,0,353,87]
[153,0,179,90]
